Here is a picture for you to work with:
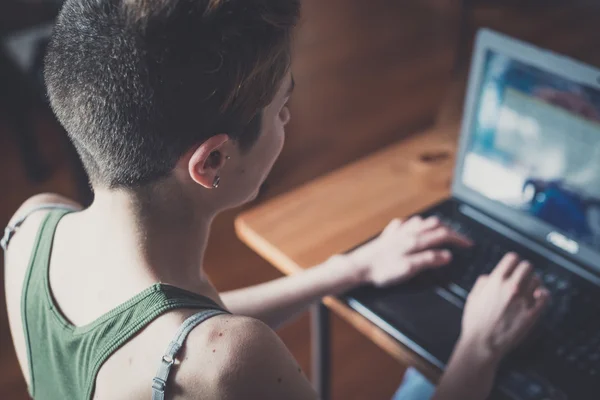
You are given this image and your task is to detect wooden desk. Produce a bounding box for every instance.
[235,126,459,397]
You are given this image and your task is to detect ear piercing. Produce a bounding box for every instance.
[209,152,231,166]
[209,153,230,189]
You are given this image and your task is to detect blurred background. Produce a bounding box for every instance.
[1,0,599,398]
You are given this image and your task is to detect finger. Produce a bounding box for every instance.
[382,218,403,234]
[533,287,551,305]
[408,226,472,253]
[404,249,453,276]
[509,261,534,292]
[399,216,424,233]
[492,252,521,279]
[514,288,550,341]
[524,274,542,306]
[413,216,442,233]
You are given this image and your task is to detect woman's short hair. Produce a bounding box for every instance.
[45,0,300,188]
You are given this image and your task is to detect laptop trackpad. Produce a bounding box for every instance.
[348,287,464,366]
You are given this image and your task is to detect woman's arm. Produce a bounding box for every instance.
[220,254,361,328]
[222,216,472,329]
[432,337,499,400]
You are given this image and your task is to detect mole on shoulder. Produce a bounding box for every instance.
[277,377,282,384]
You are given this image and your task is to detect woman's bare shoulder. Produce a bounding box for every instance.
[171,314,319,400]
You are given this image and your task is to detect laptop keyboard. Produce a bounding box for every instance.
[431,212,600,380]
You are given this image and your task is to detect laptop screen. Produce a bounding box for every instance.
[461,49,600,253]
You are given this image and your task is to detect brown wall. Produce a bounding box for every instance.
[260,0,460,199]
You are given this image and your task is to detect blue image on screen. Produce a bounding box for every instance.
[464,50,600,250]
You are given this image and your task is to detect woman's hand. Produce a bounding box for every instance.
[460,252,550,363]
[221,215,470,329]
[348,216,472,287]
[433,253,550,400]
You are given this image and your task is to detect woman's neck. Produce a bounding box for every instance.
[80,186,216,292]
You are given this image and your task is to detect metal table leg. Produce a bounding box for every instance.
[311,302,331,400]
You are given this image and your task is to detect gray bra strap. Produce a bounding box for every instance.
[151,309,228,400]
[2,204,80,271]
[1,203,80,252]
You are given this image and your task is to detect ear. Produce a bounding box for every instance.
[186,134,230,189]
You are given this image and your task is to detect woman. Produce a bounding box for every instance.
[3,0,549,399]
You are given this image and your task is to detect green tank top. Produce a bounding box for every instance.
[21,209,225,399]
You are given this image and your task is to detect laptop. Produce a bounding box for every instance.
[343,28,600,400]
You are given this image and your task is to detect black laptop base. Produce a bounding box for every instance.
[342,198,600,400]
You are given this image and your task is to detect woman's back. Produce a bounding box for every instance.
[4,203,294,399]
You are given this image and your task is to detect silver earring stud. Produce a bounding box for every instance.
[225,155,231,160]
[212,175,220,189]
